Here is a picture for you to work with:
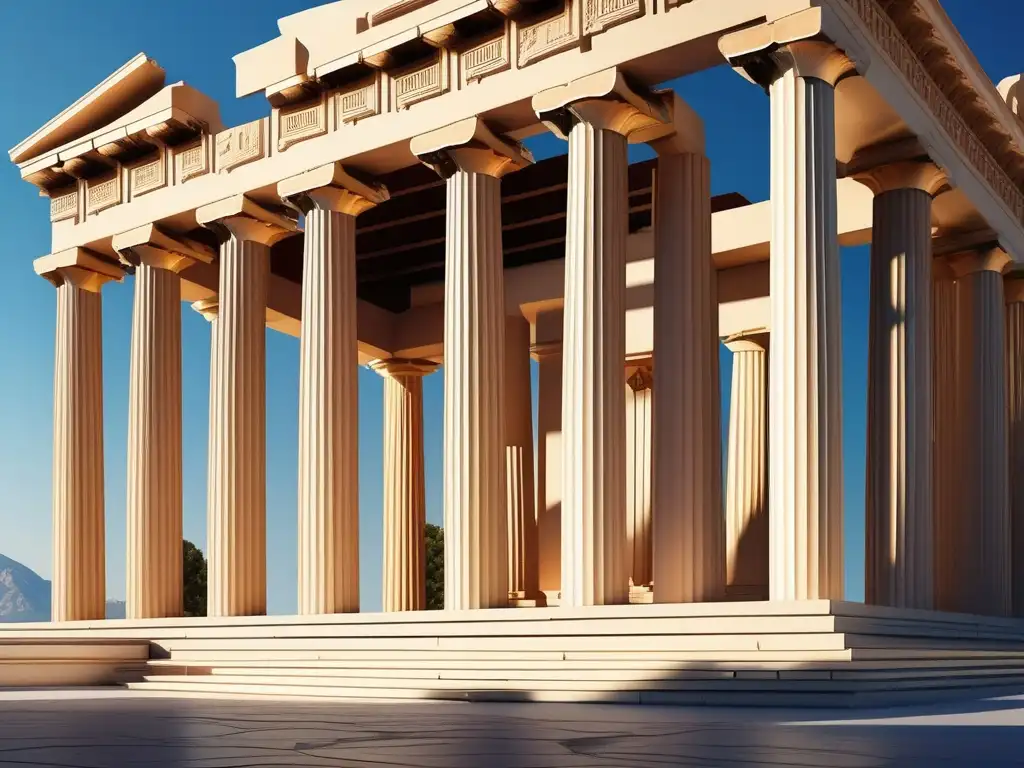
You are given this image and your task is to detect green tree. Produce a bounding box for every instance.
[183,540,208,617]
[425,523,444,610]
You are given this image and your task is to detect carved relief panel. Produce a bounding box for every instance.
[461,25,511,85]
[518,0,581,67]
[583,0,643,36]
[175,137,210,184]
[49,188,79,224]
[215,119,266,173]
[86,170,122,216]
[392,51,450,110]
[336,74,382,124]
[278,94,328,151]
[129,150,167,198]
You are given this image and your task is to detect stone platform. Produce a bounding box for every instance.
[3,601,1024,707]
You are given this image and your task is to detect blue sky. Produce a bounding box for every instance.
[0,1,1018,612]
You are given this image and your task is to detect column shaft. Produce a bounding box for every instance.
[652,151,722,603]
[297,208,359,615]
[443,170,508,609]
[535,344,563,600]
[932,262,959,612]
[207,234,269,617]
[1008,282,1024,618]
[378,364,430,612]
[768,67,844,600]
[950,251,1011,616]
[865,188,934,609]
[561,121,627,606]
[126,264,183,619]
[52,280,106,622]
[505,315,538,600]
[625,368,653,588]
[725,338,768,600]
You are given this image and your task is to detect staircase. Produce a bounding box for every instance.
[116,601,1024,707]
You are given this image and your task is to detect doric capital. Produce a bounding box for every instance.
[411,117,533,179]
[278,162,390,217]
[368,358,438,378]
[34,248,125,292]
[946,247,1012,278]
[532,68,671,141]
[113,223,215,273]
[1005,273,1024,304]
[191,296,219,322]
[852,160,948,198]
[719,8,855,90]
[724,331,769,354]
[196,195,299,246]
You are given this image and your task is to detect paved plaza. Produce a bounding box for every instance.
[0,690,1022,767]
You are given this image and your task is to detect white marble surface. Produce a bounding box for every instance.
[0,689,1022,767]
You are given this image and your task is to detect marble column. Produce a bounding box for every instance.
[1006,275,1024,618]
[505,314,538,602]
[197,197,296,617]
[724,334,768,601]
[38,251,124,622]
[859,162,945,610]
[371,359,436,613]
[932,259,960,613]
[948,248,1012,616]
[533,71,670,607]
[281,164,388,615]
[411,117,532,610]
[533,336,563,603]
[650,148,723,604]
[625,366,653,589]
[114,227,211,620]
[754,42,851,600]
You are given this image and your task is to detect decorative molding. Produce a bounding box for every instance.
[50,189,79,224]
[86,171,121,216]
[129,151,167,198]
[175,138,210,184]
[215,119,266,174]
[845,0,1024,226]
[583,0,643,36]
[278,95,328,151]
[370,0,433,27]
[462,27,511,84]
[393,52,450,110]
[337,75,381,124]
[518,0,581,68]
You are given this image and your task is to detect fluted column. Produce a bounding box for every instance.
[947,249,1012,614]
[724,334,768,601]
[533,334,563,602]
[650,147,722,604]
[625,366,653,589]
[858,162,945,610]
[932,259,959,612]
[505,314,538,602]
[38,251,124,622]
[1006,276,1024,618]
[722,38,853,600]
[281,164,389,615]
[412,118,533,610]
[534,70,672,606]
[197,197,296,618]
[947,247,1012,616]
[372,359,436,612]
[114,227,212,620]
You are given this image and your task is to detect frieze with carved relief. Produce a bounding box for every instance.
[175,138,210,184]
[518,0,581,68]
[337,74,382,124]
[583,0,643,36]
[129,151,167,198]
[86,171,122,216]
[393,52,450,110]
[216,119,266,173]
[462,27,512,85]
[278,95,328,151]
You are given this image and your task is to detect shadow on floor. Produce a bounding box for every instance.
[0,692,1022,767]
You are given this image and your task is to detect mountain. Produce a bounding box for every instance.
[0,554,126,622]
[0,554,51,623]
